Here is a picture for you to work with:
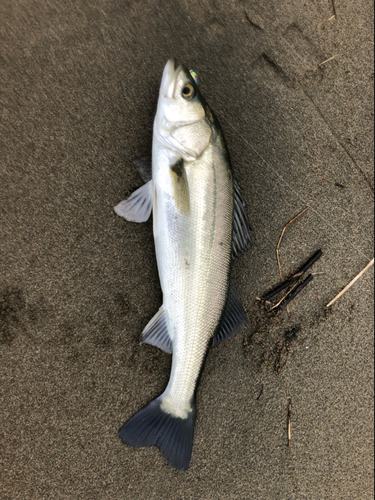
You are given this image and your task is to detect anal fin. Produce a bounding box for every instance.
[212,281,248,346]
[142,306,172,354]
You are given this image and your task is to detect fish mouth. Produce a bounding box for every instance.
[160,59,184,99]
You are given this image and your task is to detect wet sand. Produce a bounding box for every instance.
[1,1,374,498]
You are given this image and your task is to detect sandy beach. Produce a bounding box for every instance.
[1,1,374,498]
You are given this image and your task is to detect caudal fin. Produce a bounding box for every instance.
[119,398,196,471]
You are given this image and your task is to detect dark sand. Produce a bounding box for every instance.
[1,1,374,498]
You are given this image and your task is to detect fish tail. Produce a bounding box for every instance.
[118,397,196,472]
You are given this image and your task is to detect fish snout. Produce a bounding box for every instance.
[161,59,184,99]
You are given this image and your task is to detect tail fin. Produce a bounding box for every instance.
[119,398,196,471]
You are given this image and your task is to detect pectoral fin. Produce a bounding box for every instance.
[212,280,248,346]
[114,181,153,223]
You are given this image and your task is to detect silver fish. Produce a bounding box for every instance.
[115,59,252,471]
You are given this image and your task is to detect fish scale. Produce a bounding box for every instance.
[158,144,232,419]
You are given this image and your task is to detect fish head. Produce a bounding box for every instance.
[154,59,213,161]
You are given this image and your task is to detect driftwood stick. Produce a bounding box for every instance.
[293,249,323,278]
[264,250,323,301]
[270,281,301,311]
[314,56,336,72]
[273,274,314,312]
[332,0,337,17]
[287,399,292,447]
[264,278,298,301]
[326,258,374,307]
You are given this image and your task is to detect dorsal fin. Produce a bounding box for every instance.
[232,177,253,258]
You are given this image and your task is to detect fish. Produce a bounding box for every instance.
[115,59,252,471]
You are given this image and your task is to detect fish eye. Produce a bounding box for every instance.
[182,84,196,100]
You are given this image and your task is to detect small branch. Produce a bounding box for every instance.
[322,177,345,188]
[287,399,292,447]
[332,0,337,17]
[276,207,310,279]
[293,250,323,279]
[319,56,336,67]
[264,249,323,301]
[270,281,301,311]
[264,279,299,302]
[314,56,336,72]
[256,384,264,400]
[273,274,314,312]
[326,258,374,307]
[335,181,345,189]
[256,296,273,306]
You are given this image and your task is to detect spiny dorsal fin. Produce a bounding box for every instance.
[142,306,172,354]
[232,177,253,258]
[212,280,248,346]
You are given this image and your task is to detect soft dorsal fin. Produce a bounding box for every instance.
[142,306,172,354]
[114,181,153,223]
[132,155,152,183]
[212,280,248,346]
[232,177,253,258]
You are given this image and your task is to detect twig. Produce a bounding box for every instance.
[256,296,272,306]
[332,0,337,17]
[295,250,323,277]
[326,258,374,307]
[287,399,292,447]
[270,281,301,310]
[265,249,323,300]
[318,56,336,67]
[265,279,298,302]
[328,14,336,21]
[276,207,310,279]
[273,275,314,312]
[314,56,336,72]
[322,177,345,188]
